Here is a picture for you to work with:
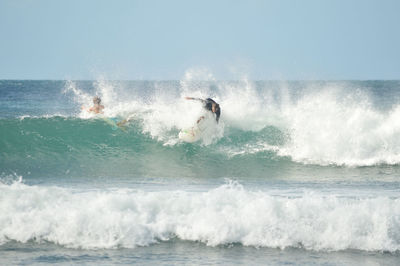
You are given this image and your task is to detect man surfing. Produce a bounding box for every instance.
[185,97,221,123]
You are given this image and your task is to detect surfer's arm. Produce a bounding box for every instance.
[185,97,206,104]
[197,116,205,124]
[81,105,94,112]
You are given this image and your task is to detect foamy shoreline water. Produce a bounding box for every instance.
[1,180,399,252]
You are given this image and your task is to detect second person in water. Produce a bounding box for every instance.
[185,97,221,123]
[81,96,104,114]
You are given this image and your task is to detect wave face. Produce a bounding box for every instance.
[0,116,287,179]
[1,180,399,252]
[2,79,400,173]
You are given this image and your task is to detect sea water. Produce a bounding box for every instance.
[1,79,400,265]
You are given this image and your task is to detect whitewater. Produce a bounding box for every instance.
[1,78,400,265]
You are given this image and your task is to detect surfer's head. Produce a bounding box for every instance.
[93,96,101,105]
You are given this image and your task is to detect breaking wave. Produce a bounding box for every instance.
[1,180,399,252]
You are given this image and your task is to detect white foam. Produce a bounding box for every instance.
[17,114,70,120]
[1,180,399,251]
[197,79,400,166]
[218,79,284,131]
[221,141,280,157]
[279,86,400,166]
[63,76,400,164]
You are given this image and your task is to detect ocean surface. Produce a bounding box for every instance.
[1,79,400,265]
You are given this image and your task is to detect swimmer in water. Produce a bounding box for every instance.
[185,97,221,123]
[82,96,104,114]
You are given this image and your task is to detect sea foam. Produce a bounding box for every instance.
[1,180,399,251]
[279,86,400,166]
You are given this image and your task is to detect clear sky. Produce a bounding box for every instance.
[0,0,399,80]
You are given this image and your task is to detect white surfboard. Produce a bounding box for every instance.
[179,126,201,143]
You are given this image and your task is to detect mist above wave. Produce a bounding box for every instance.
[62,74,400,166]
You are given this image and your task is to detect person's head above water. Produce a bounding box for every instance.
[93,96,101,105]
[83,96,104,114]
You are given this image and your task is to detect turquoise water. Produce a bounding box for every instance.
[1,80,400,265]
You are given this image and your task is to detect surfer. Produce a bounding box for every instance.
[185,97,221,123]
[82,96,104,114]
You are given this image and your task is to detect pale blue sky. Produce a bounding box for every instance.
[0,0,399,80]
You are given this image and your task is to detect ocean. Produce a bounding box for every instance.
[1,79,400,265]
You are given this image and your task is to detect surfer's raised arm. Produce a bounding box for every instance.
[185,96,206,104]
